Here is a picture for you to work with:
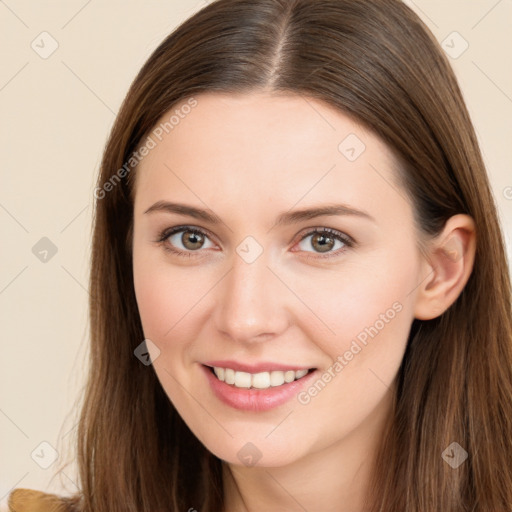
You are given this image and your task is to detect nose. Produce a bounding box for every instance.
[213,249,290,344]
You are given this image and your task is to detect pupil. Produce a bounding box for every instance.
[183,231,203,250]
[313,233,334,253]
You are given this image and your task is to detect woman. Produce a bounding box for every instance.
[9,0,512,510]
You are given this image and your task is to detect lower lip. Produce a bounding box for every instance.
[201,364,317,412]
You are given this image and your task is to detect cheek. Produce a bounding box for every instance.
[133,260,172,339]
[291,245,419,374]
[132,250,215,347]
[289,259,416,442]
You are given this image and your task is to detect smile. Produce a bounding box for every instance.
[201,363,318,411]
[212,366,311,389]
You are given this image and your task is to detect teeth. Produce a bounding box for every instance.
[212,366,311,389]
[235,371,251,388]
[224,368,235,385]
[252,372,270,389]
[214,367,225,381]
[269,371,285,387]
[284,370,295,383]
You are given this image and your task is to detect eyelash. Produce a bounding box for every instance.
[156,225,354,260]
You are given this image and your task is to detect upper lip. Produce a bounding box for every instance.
[203,360,315,373]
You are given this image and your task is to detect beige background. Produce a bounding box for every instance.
[1,0,511,508]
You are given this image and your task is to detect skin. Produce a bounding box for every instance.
[132,91,476,512]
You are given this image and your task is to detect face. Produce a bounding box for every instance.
[132,91,426,467]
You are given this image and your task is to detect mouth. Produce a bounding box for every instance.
[201,360,319,411]
[206,365,316,390]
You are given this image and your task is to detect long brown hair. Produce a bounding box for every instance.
[35,0,512,510]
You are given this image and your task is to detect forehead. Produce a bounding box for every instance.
[133,91,410,229]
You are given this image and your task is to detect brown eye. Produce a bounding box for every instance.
[295,228,351,258]
[163,227,215,255]
[310,232,335,253]
[181,230,205,250]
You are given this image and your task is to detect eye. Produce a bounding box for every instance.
[157,226,216,257]
[294,228,353,259]
[156,225,353,260]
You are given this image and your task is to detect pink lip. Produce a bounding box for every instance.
[201,364,318,412]
[203,360,313,373]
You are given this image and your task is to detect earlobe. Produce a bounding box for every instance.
[414,214,476,320]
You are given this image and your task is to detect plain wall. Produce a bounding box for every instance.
[1,0,511,508]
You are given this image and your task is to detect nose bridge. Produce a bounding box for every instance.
[214,247,288,343]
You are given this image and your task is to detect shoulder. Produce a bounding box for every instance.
[8,488,78,512]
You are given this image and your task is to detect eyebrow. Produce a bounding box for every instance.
[143,200,375,225]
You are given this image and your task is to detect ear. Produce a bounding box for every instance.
[414,214,476,320]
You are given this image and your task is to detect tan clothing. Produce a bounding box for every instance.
[8,489,75,512]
